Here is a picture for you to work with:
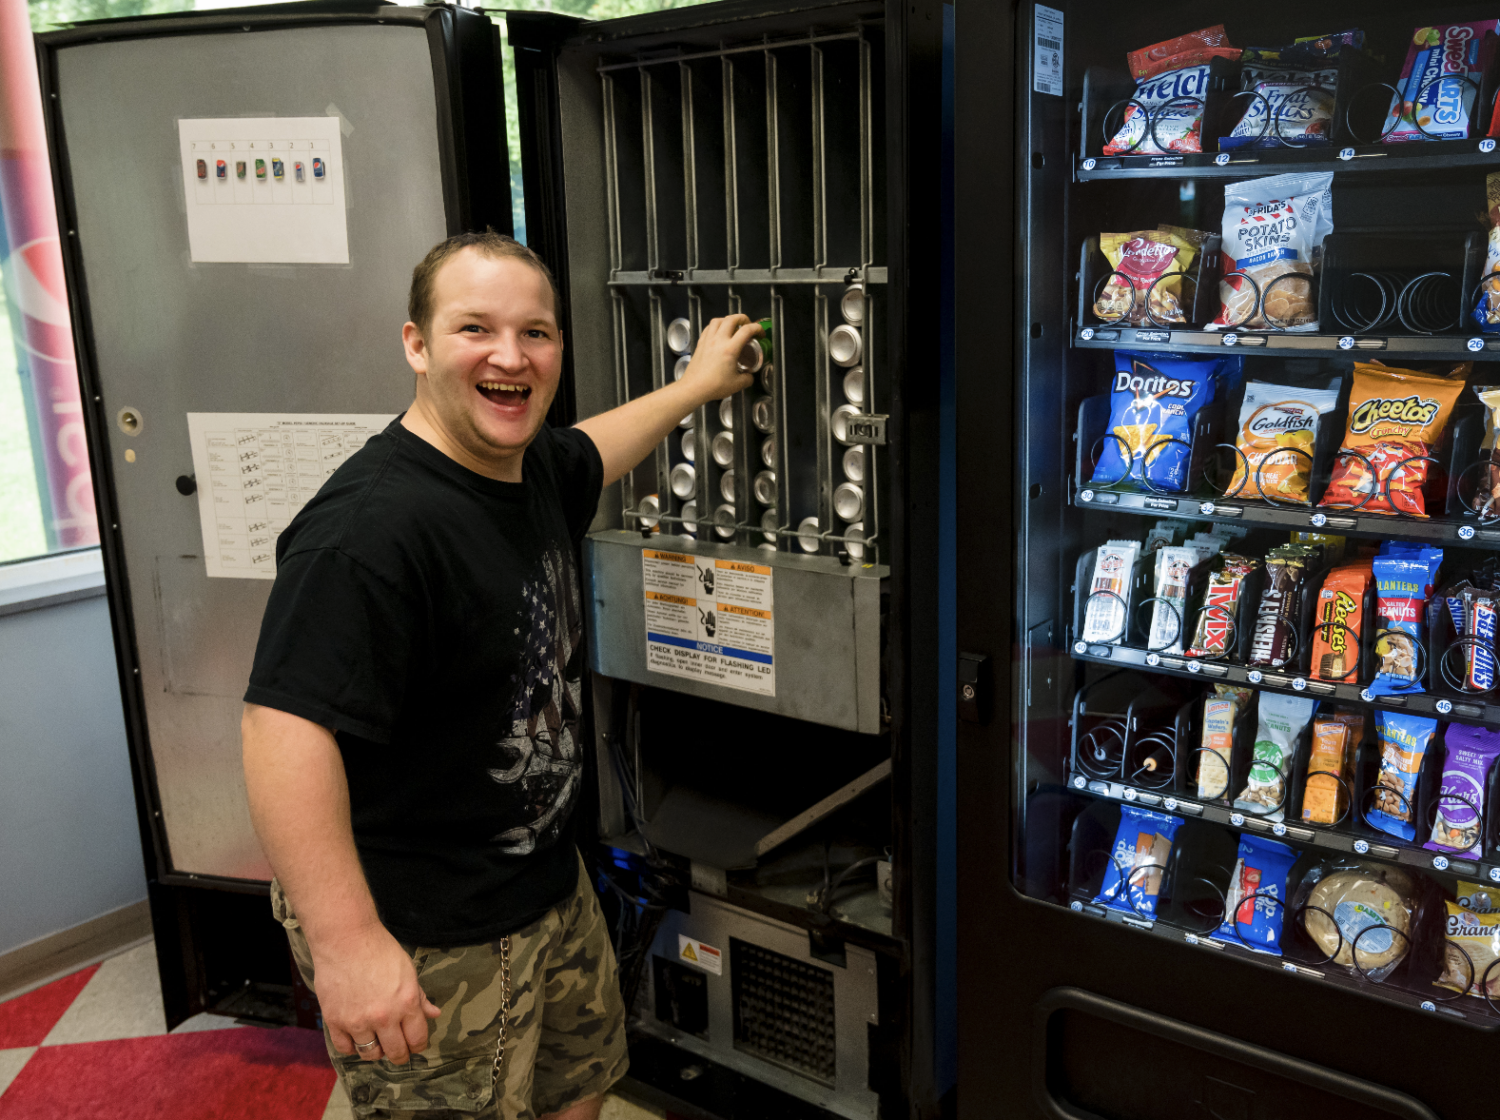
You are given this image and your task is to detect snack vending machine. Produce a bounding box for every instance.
[41,2,944,1118]
[959,4,1500,1118]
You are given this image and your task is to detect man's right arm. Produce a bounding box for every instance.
[242,702,439,1063]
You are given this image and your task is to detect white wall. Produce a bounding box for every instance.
[0,560,147,958]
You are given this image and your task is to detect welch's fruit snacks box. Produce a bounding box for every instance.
[1382,22,1500,143]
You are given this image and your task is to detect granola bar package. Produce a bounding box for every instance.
[1302,714,1357,824]
[1435,901,1500,998]
[1309,562,1372,681]
[1211,173,1333,332]
[1370,545,1442,695]
[1319,363,1465,517]
[1228,380,1340,503]
[1197,684,1250,800]
[1235,692,1316,821]
[1426,723,1500,857]
[1367,711,1438,842]
[1382,23,1500,144]
[1093,230,1202,325]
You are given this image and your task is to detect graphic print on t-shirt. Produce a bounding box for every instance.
[486,545,585,856]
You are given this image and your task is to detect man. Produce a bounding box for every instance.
[242,229,758,1119]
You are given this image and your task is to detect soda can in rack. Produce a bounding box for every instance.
[637,493,661,531]
[674,355,691,381]
[843,445,866,482]
[719,397,735,429]
[681,429,696,462]
[797,516,822,553]
[666,318,694,354]
[752,397,775,433]
[829,324,862,368]
[670,463,696,500]
[834,483,864,522]
[681,501,699,535]
[844,522,866,560]
[737,318,775,373]
[761,507,779,543]
[753,470,777,506]
[714,504,737,539]
[840,283,865,325]
[761,435,776,469]
[720,470,737,503]
[832,403,860,446]
[843,367,865,406]
[712,430,735,468]
[761,363,776,395]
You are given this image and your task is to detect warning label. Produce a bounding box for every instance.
[678,934,723,975]
[642,549,775,697]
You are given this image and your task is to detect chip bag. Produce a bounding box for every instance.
[1090,352,1221,491]
[1319,364,1465,516]
[1228,380,1340,503]
[1093,230,1202,325]
[1211,172,1333,332]
[1367,711,1438,841]
[1436,902,1500,998]
[1210,835,1299,953]
[1382,23,1500,144]
[1467,384,1500,512]
[1093,805,1184,919]
[1309,562,1372,681]
[1470,174,1500,331]
[1426,723,1500,857]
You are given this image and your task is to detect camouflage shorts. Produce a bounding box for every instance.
[271,851,628,1118]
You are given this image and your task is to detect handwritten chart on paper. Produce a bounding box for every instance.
[186,413,394,579]
[641,549,775,696]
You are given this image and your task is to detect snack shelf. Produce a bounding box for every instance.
[1061,767,1500,897]
[1075,141,1500,182]
[1072,486,1500,549]
[1054,890,1496,1027]
[1073,323,1500,360]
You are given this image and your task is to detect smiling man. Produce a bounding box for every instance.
[240,230,757,1120]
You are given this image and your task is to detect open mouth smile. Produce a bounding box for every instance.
[477,380,532,405]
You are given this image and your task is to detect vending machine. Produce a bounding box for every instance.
[40,1,944,1118]
[959,4,1500,1118]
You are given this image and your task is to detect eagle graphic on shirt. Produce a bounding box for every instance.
[486,546,585,856]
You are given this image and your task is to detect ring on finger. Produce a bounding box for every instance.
[355,1038,380,1051]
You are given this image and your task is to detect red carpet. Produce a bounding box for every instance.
[0,966,99,1048]
[0,1025,335,1120]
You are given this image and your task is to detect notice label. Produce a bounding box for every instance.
[186,413,394,579]
[678,934,723,975]
[1033,5,1064,96]
[642,549,775,696]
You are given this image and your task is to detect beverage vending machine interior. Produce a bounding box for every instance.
[40,1,944,1118]
[960,3,1500,1118]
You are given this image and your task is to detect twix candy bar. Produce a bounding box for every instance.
[1187,554,1259,658]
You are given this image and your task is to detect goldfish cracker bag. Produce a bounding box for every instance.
[1228,380,1340,502]
[1319,364,1465,516]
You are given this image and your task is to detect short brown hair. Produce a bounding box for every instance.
[407,229,560,335]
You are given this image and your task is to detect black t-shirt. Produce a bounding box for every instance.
[245,418,603,947]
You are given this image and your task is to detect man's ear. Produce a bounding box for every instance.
[402,321,429,376]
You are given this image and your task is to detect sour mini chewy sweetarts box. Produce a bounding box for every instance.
[1382,22,1500,143]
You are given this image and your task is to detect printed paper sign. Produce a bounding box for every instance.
[186,413,394,579]
[642,549,775,696]
[178,117,349,263]
[1034,5,1064,96]
[678,934,722,975]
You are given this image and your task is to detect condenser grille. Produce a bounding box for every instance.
[730,938,837,1085]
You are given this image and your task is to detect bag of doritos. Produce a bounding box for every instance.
[1090,352,1221,492]
[1319,363,1465,517]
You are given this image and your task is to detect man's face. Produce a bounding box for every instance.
[403,249,562,470]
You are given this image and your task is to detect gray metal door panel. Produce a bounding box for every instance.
[56,25,448,878]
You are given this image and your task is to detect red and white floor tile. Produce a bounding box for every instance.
[0,939,659,1120]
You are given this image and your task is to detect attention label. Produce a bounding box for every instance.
[1033,5,1064,96]
[678,935,722,975]
[642,550,775,696]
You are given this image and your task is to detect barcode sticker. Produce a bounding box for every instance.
[1034,5,1064,96]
